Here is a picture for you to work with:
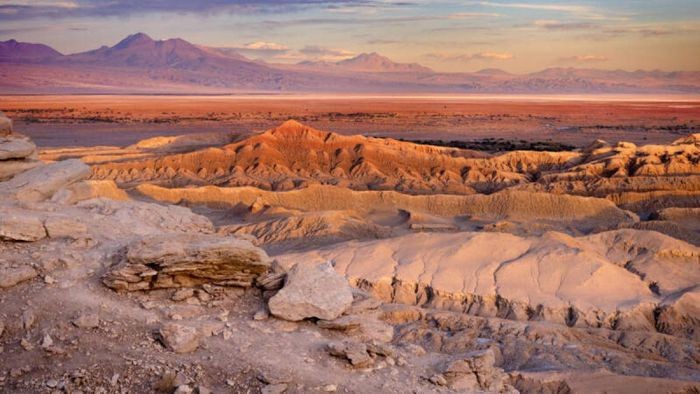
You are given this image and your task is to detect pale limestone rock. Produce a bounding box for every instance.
[0,159,42,181]
[44,215,88,239]
[159,323,200,353]
[0,211,46,241]
[0,135,35,161]
[0,266,38,288]
[51,180,129,205]
[0,159,90,202]
[103,233,270,291]
[76,198,215,237]
[268,261,353,321]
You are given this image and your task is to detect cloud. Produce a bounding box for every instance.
[533,20,596,30]
[425,51,513,62]
[0,0,369,20]
[559,55,609,63]
[477,2,591,14]
[474,1,627,21]
[448,12,501,19]
[299,45,355,61]
[235,41,289,54]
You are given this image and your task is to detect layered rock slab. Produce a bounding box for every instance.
[0,132,41,181]
[103,233,271,291]
[0,159,90,202]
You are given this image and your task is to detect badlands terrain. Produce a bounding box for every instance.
[0,103,699,394]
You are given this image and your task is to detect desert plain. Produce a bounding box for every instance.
[0,95,699,393]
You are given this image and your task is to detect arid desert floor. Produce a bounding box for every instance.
[0,96,699,393]
[2,95,698,147]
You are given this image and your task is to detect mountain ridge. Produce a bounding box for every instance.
[1,34,699,94]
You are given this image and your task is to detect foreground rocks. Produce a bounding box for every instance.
[437,348,516,392]
[0,111,11,135]
[268,261,354,321]
[0,118,41,181]
[0,159,90,201]
[0,210,46,241]
[1,120,699,393]
[103,233,271,291]
[159,323,201,353]
[0,266,38,288]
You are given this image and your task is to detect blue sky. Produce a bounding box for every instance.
[0,0,699,73]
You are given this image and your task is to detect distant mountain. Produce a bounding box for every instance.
[0,34,698,94]
[299,52,433,73]
[0,39,63,61]
[474,68,512,76]
[64,33,265,73]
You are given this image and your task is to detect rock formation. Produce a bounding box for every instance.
[1,117,698,393]
[103,233,271,291]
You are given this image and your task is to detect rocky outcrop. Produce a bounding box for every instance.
[0,135,35,161]
[0,133,41,181]
[103,233,271,291]
[276,229,700,338]
[438,348,516,393]
[51,180,129,205]
[0,159,90,202]
[159,323,200,353]
[0,210,46,241]
[0,111,11,136]
[268,261,354,321]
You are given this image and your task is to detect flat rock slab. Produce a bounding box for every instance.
[0,135,36,161]
[268,261,353,321]
[0,211,46,241]
[0,266,38,288]
[0,159,90,202]
[103,233,271,291]
[0,159,43,181]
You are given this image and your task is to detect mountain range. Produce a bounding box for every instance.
[1,33,699,94]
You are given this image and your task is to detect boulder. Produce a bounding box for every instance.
[0,159,90,202]
[103,233,271,291]
[159,323,200,353]
[0,135,36,161]
[0,210,46,241]
[268,261,353,321]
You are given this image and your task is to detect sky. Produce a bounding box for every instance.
[0,0,699,73]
